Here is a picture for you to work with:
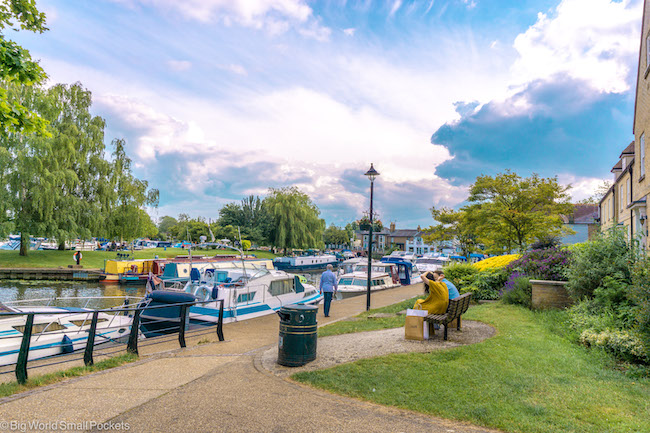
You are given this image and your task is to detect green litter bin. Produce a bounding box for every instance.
[277,303,318,367]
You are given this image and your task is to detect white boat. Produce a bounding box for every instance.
[382,250,417,262]
[142,266,323,333]
[338,257,367,275]
[0,297,136,366]
[273,253,338,271]
[414,255,450,273]
[336,271,400,296]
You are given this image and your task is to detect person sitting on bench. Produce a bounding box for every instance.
[415,272,449,315]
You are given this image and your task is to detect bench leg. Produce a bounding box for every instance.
[443,324,448,340]
[457,316,461,331]
[427,322,435,337]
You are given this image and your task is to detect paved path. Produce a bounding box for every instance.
[0,285,500,433]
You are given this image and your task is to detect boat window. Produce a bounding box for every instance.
[13,322,67,334]
[339,277,354,285]
[269,279,295,296]
[70,318,108,327]
[237,292,256,303]
[352,279,367,287]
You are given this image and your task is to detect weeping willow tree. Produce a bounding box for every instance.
[265,187,324,254]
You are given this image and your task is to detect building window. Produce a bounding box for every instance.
[641,134,646,178]
[620,185,624,211]
[627,178,631,205]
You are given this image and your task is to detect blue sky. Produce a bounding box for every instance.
[13,0,643,228]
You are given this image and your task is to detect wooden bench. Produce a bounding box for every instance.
[424,292,472,340]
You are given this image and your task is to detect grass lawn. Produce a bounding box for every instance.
[318,296,424,337]
[0,248,278,270]
[0,353,138,398]
[296,303,650,433]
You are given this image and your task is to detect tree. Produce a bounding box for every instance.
[218,195,272,245]
[424,207,479,258]
[323,224,349,247]
[105,139,159,242]
[466,171,574,253]
[157,216,177,240]
[0,0,49,136]
[265,187,324,253]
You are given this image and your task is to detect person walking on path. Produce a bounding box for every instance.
[319,264,338,317]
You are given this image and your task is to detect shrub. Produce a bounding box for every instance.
[566,229,637,300]
[465,268,508,300]
[502,274,532,308]
[631,258,650,351]
[473,254,520,271]
[579,329,648,364]
[442,263,479,292]
[506,247,571,281]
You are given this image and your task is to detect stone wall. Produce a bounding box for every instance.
[530,280,573,310]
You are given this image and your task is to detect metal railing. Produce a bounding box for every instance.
[0,298,225,384]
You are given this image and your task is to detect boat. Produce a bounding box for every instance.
[336,262,400,297]
[140,265,322,335]
[414,255,450,273]
[338,257,367,275]
[273,253,338,272]
[0,297,136,366]
[382,250,417,262]
[380,257,421,285]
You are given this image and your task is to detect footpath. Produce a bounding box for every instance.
[0,285,499,433]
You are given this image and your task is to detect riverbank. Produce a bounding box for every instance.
[0,247,278,270]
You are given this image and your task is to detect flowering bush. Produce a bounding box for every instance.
[473,254,520,271]
[357,216,382,231]
[506,247,571,281]
[501,272,532,308]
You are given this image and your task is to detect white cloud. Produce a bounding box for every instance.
[218,64,247,75]
[557,173,611,202]
[389,0,403,17]
[461,0,477,9]
[511,0,642,94]
[343,28,356,36]
[167,60,192,71]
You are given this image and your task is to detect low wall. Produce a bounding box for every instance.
[530,279,572,310]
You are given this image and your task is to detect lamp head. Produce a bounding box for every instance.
[364,163,380,182]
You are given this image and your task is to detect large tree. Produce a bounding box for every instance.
[0,0,49,136]
[466,171,574,253]
[265,186,324,253]
[323,224,349,247]
[218,195,272,245]
[105,139,159,242]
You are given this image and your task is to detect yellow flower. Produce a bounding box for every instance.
[473,254,521,270]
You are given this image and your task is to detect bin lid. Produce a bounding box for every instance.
[281,303,318,312]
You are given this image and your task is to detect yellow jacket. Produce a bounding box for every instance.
[414,281,449,314]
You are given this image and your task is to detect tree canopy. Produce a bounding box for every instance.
[424,207,479,258]
[265,186,324,252]
[0,0,49,136]
[465,171,574,253]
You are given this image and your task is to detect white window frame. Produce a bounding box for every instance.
[627,178,631,205]
[620,185,624,211]
[641,133,646,178]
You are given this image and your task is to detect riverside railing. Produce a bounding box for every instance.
[0,297,225,384]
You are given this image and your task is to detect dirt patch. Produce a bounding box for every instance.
[261,320,496,378]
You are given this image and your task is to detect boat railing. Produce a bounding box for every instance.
[0,297,225,385]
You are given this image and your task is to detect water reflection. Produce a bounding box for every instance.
[0,281,147,310]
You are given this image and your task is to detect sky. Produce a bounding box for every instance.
[11,0,645,228]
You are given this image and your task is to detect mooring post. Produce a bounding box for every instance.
[178,304,188,348]
[127,307,142,355]
[83,311,100,366]
[217,300,225,342]
[16,313,35,384]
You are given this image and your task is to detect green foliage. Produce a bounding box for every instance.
[0,0,49,136]
[157,216,177,239]
[502,276,532,308]
[218,195,272,245]
[266,186,324,251]
[323,224,349,246]
[241,239,251,250]
[466,170,574,253]
[424,206,479,259]
[566,229,636,300]
[579,329,648,364]
[442,263,479,292]
[630,258,650,353]
[465,268,507,300]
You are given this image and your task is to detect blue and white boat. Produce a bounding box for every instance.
[141,266,322,334]
[380,257,422,285]
[0,297,136,366]
[273,254,338,272]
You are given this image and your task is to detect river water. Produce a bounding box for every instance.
[0,281,147,309]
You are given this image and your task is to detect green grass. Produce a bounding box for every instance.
[296,303,650,433]
[0,248,277,270]
[0,353,138,398]
[318,296,425,337]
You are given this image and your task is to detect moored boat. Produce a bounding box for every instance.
[273,254,338,271]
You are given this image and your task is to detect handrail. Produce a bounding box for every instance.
[3,297,225,384]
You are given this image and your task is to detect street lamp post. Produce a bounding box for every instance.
[364,163,379,311]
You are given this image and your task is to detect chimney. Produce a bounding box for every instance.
[417,225,421,231]
[390,222,396,232]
